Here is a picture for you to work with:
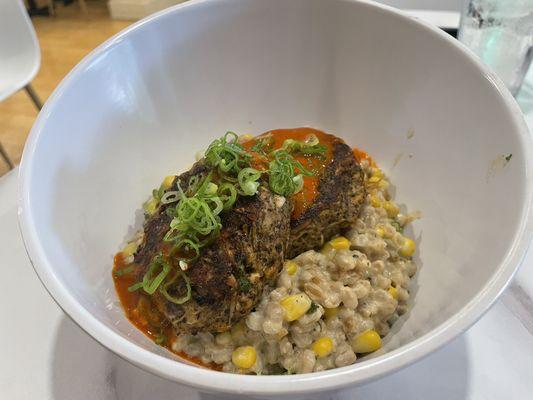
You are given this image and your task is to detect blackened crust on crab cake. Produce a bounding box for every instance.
[287,141,366,258]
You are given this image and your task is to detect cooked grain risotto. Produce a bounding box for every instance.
[171,160,418,374]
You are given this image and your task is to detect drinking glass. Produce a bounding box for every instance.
[458,0,533,96]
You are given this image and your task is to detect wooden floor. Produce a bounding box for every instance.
[0,1,131,176]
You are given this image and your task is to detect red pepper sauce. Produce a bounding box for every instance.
[242,127,341,219]
[112,252,221,370]
[353,147,376,167]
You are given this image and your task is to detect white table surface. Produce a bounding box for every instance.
[3,65,533,400]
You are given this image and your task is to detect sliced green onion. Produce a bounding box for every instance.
[304,134,319,146]
[204,132,251,176]
[268,150,313,197]
[218,182,237,210]
[142,255,171,294]
[292,174,304,193]
[274,134,327,156]
[164,174,223,260]
[205,182,218,196]
[161,191,180,204]
[250,136,273,156]
[114,266,134,277]
[237,167,262,196]
[172,238,200,261]
[160,269,192,304]
[128,282,144,292]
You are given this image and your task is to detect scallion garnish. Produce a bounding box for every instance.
[141,255,171,294]
[237,167,262,196]
[114,266,134,277]
[160,190,180,204]
[160,269,192,304]
[128,282,144,292]
[274,134,327,156]
[268,150,313,197]
[218,182,237,210]
[205,131,252,175]
[250,136,273,156]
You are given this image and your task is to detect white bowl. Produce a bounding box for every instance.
[18,0,533,396]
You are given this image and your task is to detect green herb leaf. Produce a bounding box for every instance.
[238,276,251,293]
[505,153,512,162]
[251,136,273,156]
[307,301,318,314]
[391,220,404,233]
[154,333,167,346]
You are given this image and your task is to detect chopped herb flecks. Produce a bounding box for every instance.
[307,301,319,314]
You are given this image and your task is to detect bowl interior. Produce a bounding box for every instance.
[20,0,530,391]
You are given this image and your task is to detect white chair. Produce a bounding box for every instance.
[0,0,42,170]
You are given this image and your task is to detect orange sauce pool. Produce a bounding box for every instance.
[242,127,341,219]
[353,147,376,167]
[112,252,221,370]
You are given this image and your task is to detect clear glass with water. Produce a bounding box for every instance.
[458,0,533,96]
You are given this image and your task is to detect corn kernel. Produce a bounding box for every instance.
[376,226,386,238]
[328,236,350,250]
[370,195,382,208]
[388,287,398,300]
[284,260,298,276]
[240,134,254,141]
[383,201,400,218]
[312,337,334,357]
[368,176,381,183]
[280,293,312,321]
[161,175,175,190]
[122,242,138,258]
[399,237,416,257]
[324,307,338,319]
[371,168,384,179]
[351,330,382,353]
[232,346,257,369]
[143,197,159,215]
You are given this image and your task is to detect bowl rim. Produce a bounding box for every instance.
[17,0,533,395]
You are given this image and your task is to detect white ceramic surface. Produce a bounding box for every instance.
[17,0,533,396]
